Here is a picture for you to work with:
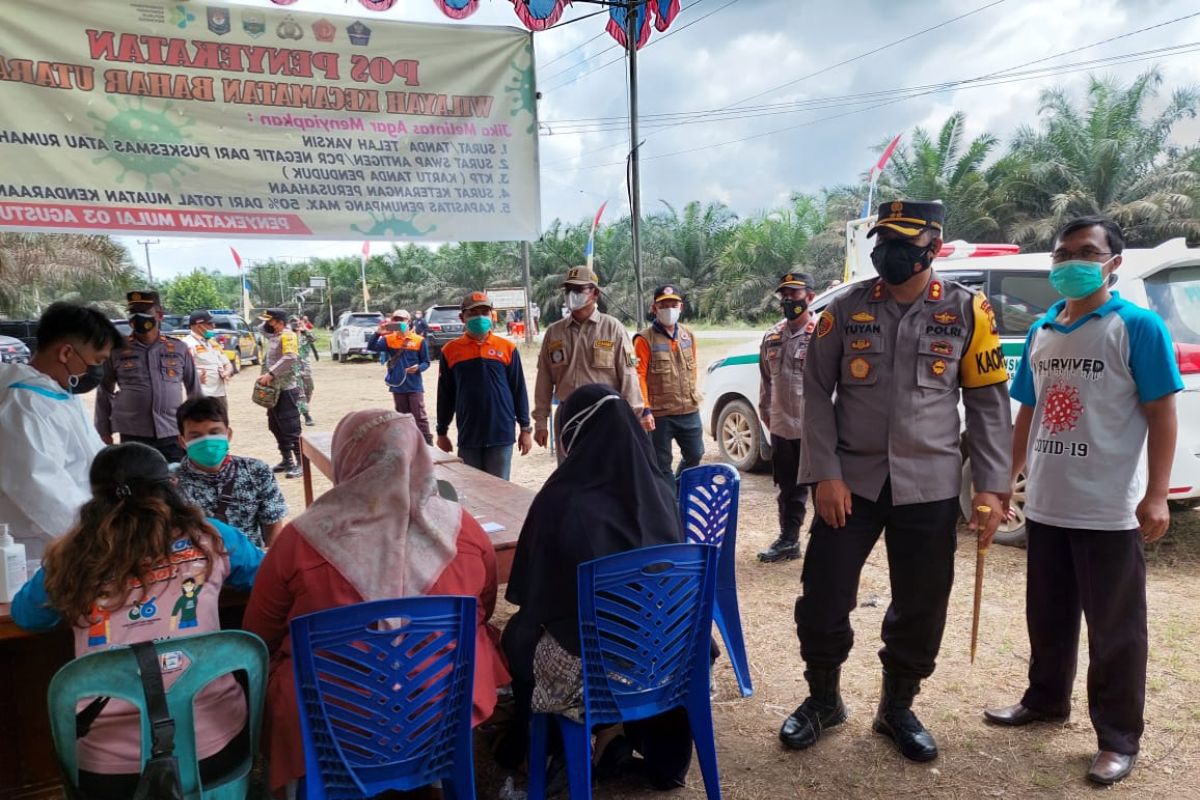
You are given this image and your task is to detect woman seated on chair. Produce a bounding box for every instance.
[11,443,263,800]
[242,409,511,799]
[499,383,693,790]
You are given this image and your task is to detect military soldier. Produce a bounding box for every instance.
[96,290,201,463]
[779,200,1012,762]
[757,271,817,563]
[256,308,303,478]
[533,266,643,459]
[633,284,703,492]
[289,315,317,427]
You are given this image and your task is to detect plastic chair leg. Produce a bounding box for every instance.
[713,589,753,697]
[527,714,549,800]
[685,698,723,800]
[555,716,592,800]
[443,722,477,800]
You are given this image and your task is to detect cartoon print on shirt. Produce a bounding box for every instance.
[86,604,111,647]
[1041,381,1084,435]
[128,595,158,621]
[170,577,203,631]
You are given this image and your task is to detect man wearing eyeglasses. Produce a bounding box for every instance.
[983,216,1182,785]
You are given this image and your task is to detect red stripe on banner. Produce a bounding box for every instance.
[0,203,313,235]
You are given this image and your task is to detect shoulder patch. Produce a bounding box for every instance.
[816,311,835,338]
[960,291,1007,389]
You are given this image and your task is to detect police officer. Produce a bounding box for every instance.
[633,285,703,492]
[183,310,233,411]
[779,200,1012,762]
[96,290,201,462]
[757,271,817,563]
[533,266,643,459]
[256,308,303,478]
[289,315,317,427]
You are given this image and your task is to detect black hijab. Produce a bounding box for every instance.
[502,384,683,682]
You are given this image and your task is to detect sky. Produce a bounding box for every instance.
[118,0,1200,280]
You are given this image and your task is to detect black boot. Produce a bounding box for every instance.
[872,673,938,762]
[304,414,315,426]
[271,458,292,473]
[285,445,303,479]
[758,536,800,563]
[779,668,847,750]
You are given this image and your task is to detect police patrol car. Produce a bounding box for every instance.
[701,237,1200,546]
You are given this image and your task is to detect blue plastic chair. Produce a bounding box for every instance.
[679,464,752,697]
[528,543,722,800]
[289,596,477,800]
[47,630,268,800]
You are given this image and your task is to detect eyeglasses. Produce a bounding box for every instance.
[1051,248,1112,263]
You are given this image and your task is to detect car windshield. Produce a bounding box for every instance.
[346,315,381,327]
[992,272,1060,337]
[427,308,460,324]
[211,317,236,330]
[1144,265,1200,345]
[162,314,187,330]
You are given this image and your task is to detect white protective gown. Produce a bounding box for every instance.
[0,363,104,558]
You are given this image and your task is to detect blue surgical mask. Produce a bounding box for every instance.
[466,316,492,336]
[187,434,230,469]
[1049,259,1108,299]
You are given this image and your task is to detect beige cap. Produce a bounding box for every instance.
[561,266,600,288]
[391,309,411,320]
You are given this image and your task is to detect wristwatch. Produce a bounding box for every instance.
[520,426,533,433]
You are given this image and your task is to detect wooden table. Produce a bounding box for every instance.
[300,432,530,583]
[0,594,248,800]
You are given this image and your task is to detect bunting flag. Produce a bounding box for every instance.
[606,2,652,49]
[434,0,478,19]
[584,201,607,270]
[862,133,902,217]
[510,0,571,30]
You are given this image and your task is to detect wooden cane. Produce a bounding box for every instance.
[970,505,992,665]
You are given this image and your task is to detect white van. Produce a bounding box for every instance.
[701,238,1200,546]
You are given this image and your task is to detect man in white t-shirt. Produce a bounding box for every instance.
[183,310,233,410]
[983,217,1183,786]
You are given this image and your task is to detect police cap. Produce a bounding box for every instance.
[776,271,814,292]
[867,199,945,238]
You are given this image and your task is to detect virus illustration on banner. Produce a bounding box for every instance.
[350,213,438,238]
[1041,381,1084,435]
[88,97,197,189]
[504,41,536,134]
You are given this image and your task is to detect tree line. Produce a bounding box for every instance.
[2,69,1197,325]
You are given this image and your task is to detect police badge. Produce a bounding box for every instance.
[207,7,230,35]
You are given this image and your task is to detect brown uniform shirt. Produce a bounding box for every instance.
[533,308,643,429]
[800,274,1013,505]
[758,317,815,441]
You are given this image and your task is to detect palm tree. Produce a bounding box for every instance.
[646,200,738,319]
[997,69,1200,247]
[0,233,137,317]
[884,112,1005,242]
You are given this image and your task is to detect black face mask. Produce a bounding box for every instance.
[781,298,808,320]
[129,313,158,334]
[871,239,934,285]
[262,322,276,335]
[65,350,104,395]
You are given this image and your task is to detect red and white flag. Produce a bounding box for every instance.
[871,133,902,178]
[361,240,370,258]
[229,246,243,270]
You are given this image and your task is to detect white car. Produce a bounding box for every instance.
[331,311,384,361]
[701,239,1200,546]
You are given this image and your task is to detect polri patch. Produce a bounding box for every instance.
[816,311,834,338]
[932,310,959,325]
[851,312,876,323]
[849,339,871,351]
[849,357,870,379]
[930,340,954,356]
[931,359,947,376]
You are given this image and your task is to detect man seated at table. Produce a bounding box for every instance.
[0,301,123,558]
[242,409,510,800]
[174,397,288,548]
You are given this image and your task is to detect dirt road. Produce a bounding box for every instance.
[87,336,1200,798]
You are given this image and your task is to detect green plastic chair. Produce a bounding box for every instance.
[47,630,268,800]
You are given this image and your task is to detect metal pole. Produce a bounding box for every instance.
[137,238,158,284]
[521,240,534,346]
[625,1,645,324]
[327,276,335,328]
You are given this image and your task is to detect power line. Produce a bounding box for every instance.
[552,10,1200,170]
[538,0,669,85]
[540,29,608,71]
[538,40,1200,135]
[541,0,737,91]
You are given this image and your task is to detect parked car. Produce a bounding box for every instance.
[111,318,132,340]
[0,320,37,352]
[701,238,1200,546]
[166,310,262,371]
[423,305,464,359]
[161,313,188,333]
[331,311,384,361]
[0,334,31,364]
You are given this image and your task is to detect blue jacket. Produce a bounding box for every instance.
[436,333,530,448]
[367,331,430,394]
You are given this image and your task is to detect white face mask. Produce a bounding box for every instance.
[560,394,618,455]
[656,307,681,326]
[567,289,593,311]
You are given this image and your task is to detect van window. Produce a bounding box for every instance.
[990,272,1060,337]
[1144,266,1200,345]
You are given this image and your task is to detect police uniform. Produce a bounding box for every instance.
[258,308,303,474]
[634,285,703,490]
[289,317,317,426]
[779,201,1013,760]
[758,272,817,562]
[96,290,201,463]
[183,310,232,410]
[533,266,643,460]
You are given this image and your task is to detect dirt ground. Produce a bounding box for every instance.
[91,334,1200,799]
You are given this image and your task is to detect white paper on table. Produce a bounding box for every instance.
[481,522,506,534]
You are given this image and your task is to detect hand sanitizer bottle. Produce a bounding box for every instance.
[0,524,28,602]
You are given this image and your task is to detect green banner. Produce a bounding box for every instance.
[0,0,540,241]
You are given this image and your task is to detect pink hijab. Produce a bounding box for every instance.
[292,410,461,601]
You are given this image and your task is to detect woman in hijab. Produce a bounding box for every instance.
[242,409,510,799]
[500,383,693,790]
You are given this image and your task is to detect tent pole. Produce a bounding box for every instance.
[626,1,644,323]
